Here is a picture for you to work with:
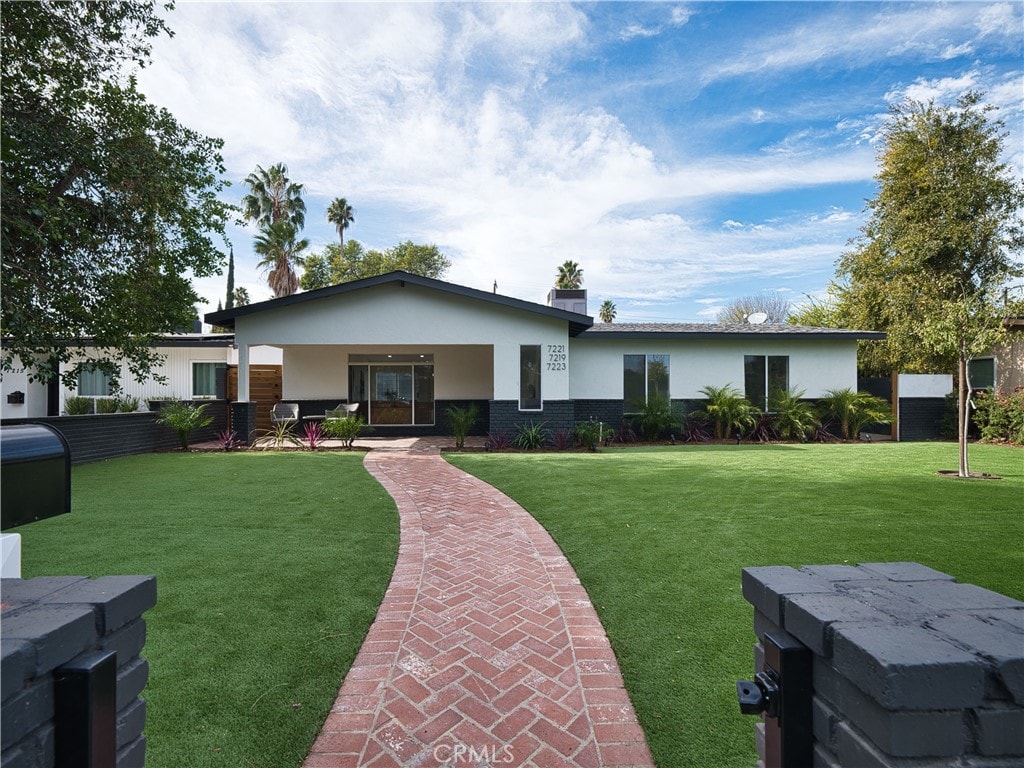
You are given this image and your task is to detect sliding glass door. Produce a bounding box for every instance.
[349,355,434,426]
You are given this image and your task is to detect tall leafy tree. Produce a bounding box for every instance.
[254,221,309,298]
[300,239,450,289]
[241,163,305,229]
[326,197,355,247]
[599,300,617,323]
[716,292,792,324]
[1,0,231,387]
[836,93,1023,476]
[555,260,583,289]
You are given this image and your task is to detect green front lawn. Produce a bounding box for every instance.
[18,452,398,768]
[447,443,1024,768]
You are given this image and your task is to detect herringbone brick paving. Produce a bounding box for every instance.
[304,442,655,767]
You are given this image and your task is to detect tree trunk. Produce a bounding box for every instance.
[958,353,969,477]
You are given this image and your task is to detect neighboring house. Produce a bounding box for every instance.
[1,336,282,419]
[205,271,885,438]
[970,317,1024,393]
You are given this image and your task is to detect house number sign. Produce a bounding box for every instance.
[546,344,567,371]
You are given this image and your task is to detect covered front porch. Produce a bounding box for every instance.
[235,343,494,435]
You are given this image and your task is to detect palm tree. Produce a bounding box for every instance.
[599,299,616,323]
[694,384,757,440]
[326,197,355,247]
[232,286,250,306]
[555,260,583,289]
[254,220,309,298]
[242,163,306,229]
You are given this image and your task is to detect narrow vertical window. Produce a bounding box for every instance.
[767,356,789,402]
[520,345,541,410]
[744,355,766,410]
[623,354,646,413]
[648,354,670,401]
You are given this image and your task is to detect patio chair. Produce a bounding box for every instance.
[325,403,359,419]
[270,402,299,427]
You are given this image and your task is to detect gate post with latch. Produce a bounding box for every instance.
[737,629,813,768]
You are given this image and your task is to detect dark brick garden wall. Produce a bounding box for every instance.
[487,400,574,436]
[2,575,157,768]
[742,563,1024,767]
[2,404,228,465]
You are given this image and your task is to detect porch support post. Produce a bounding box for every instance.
[237,343,250,402]
[231,344,257,444]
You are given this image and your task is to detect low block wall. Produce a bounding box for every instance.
[1,575,157,767]
[2,403,228,464]
[742,562,1024,767]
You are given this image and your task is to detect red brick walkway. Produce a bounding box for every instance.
[304,445,655,768]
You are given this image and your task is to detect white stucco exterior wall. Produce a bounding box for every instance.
[1,357,50,418]
[233,283,570,402]
[569,337,860,399]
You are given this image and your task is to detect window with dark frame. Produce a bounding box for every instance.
[192,362,226,399]
[624,354,670,414]
[744,354,789,411]
[520,345,542,410]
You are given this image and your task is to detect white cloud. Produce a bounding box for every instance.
[620,24,662,41]
[133,2,1016,324]
[705,3,1020,83]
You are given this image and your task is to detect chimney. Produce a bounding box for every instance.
[548,288,588,315]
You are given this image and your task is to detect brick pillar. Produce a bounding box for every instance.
[2,575,157,767]
[230,401,258,445]
[740,562,1024,767]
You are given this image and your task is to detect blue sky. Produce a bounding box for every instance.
[136,1,1024,324]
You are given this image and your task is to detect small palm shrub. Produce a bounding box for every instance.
[64,396,94,415]
[156,400,213,450]
[445,404,479,450]
[769,388,820,441]
[323,415,365,449]
[632,394,678,441]
[818,388,891,440]
[573,419,607,452]
[513,421,549,450]
[695,385,757,440]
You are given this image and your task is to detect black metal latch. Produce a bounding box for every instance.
[736,670,780,718]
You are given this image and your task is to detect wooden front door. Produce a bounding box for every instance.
[226,365,283,435]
